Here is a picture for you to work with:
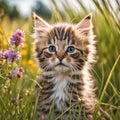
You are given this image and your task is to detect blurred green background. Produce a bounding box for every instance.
[0,0,120,119]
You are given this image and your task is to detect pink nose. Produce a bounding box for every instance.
[56,51,65,61]
[57,56,63,61]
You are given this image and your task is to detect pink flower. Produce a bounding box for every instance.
[12,70,18,77]
[4,49,21,63]
[10,29,25,47]
[12,67,24,78]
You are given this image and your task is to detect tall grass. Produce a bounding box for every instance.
[51,0,120,119]
[0,0,120,119]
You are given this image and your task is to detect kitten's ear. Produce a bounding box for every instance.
[76,14,93,36]
[33,12,49,28]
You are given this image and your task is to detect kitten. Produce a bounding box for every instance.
[33,13,111,120]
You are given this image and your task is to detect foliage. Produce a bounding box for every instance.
[0,17,37,119]
[0,0,120,119]
[50,0,120,119]
[0,0,21,19]
[32,1,52,19]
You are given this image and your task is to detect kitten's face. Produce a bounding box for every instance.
[33,13,95,72]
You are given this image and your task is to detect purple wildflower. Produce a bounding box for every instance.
[10,29,25,47]
[4,49,21,63]
[12,70,18,77]
[19,95,24,100]
[11,98,18,106]
[17,67,24,78]
[11,98,16,103]
[12,67,24,78]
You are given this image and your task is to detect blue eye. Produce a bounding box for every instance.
[67,46,75,53]
[49,45,56,52]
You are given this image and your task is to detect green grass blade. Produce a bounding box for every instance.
[93,54,120,119]
[99,54,120,101]
[0,96,8,111]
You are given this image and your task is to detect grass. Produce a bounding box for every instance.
[93,54,120,119]
[0,0,120,119]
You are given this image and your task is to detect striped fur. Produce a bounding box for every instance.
[33,13,111,120]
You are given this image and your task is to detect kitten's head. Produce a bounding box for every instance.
[33,13,96,72]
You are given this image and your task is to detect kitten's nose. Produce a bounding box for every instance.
[56,53,64,61]
[57,56,63,61]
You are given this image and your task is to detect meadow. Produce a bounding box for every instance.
[0,0,120,119]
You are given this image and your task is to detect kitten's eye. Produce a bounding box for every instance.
[48,45,56,52]
[67,46,75,53]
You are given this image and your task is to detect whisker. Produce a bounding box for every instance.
[70,64,77,72]
[71,63,80,72]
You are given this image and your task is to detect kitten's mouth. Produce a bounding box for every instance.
[55,62,68,67]
[54,62,69,72]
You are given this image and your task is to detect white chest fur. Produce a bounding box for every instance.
[50,75,69,111]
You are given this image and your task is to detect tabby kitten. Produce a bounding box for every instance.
[33,13,110,120]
